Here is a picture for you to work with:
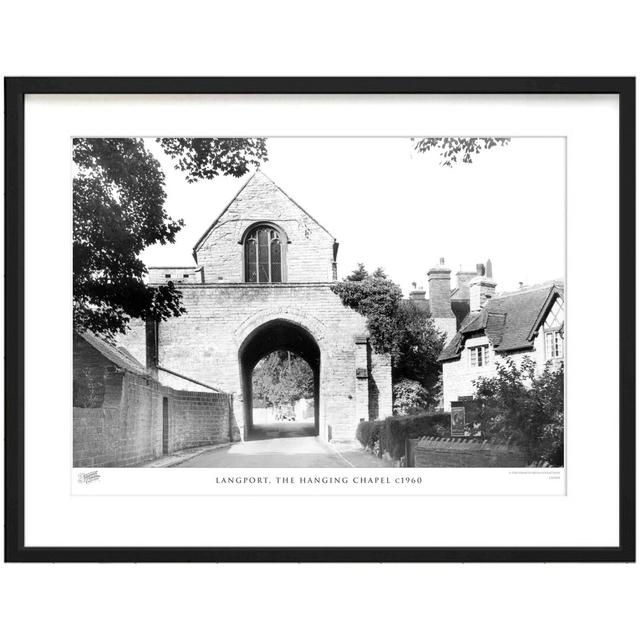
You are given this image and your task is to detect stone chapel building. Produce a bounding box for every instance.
[118,170,394,442]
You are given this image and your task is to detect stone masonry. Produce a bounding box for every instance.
[73,333,235,467]
[119,171,393,442]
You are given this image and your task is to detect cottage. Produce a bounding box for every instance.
[437,264,564,410]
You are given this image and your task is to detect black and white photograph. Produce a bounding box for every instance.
[73,135,565,471]
[7,75,632,565]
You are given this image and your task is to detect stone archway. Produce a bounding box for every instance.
[238,319,321,441]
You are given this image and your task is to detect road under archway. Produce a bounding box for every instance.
[239,319,320,441]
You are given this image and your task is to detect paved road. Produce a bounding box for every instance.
[175,432,396,468]
[177,435,351,468]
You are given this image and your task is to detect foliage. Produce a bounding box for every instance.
[157,138,268,183]
[332,267,445,412]
[414,137,510,167]
[331,273,404,355]
[355,420,381,451]
[472,357,564,465]
[73,137,268,339]
[356,413,451,460]
[393,303,445,399]
[344,263,369,281]
[73,138,186,339]
[252,350,314,408]
[392,378,431,416]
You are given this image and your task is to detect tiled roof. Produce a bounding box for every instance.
[77,331,148,376]
[438,281,564,362]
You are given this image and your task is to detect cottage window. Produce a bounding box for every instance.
[543,297,564,360]
[545,329,564,359]
[244,226,283,283]
[469,345,490,367]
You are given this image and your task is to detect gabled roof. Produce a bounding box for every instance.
[192,169,336,258]
[76,331,148,376]
[438,281,564,362]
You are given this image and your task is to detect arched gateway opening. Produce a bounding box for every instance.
[239,320,320,441]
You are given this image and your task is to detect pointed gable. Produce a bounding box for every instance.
[193,171,338,283]
[439,281,564,361]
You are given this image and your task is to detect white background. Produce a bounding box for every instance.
[140,135,566,294]
[27,94,603,545]
[1,2,638,640]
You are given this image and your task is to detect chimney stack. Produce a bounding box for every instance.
[409,281,426,301]
[427,258,457,342]
[455,269,477,296]
[427,258,455,319]
[469,259,497,312]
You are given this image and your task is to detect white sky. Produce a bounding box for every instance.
[141,137,565,295]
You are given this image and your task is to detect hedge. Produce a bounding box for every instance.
[356,420,381,450]
[356,412,451,460]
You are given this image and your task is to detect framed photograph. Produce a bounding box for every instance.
[4,77,635,562]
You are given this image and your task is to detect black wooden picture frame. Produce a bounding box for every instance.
[4,77,635,562]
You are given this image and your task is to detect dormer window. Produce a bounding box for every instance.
[469,345,490,367]
[244,225,284,283]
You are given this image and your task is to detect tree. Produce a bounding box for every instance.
[331,268,445,412]
[472,358,564,465]
[414,137,510,167]
[392,378,431,416]
[73,137,267,339]
[252,351,314,409]
[394,301,445,399]
[73,138,185,339]
[331,274,404,356]
[157,138,267,183]
[345,263,369,282]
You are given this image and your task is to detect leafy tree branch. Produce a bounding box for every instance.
[73,137,268,339]
[414,136,510,167]
[473,357,564,465]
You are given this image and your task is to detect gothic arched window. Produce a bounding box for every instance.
[244,225,284,283]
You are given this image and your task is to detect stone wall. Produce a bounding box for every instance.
[195,172,336,283]
[169,389,235,451]
[148,266,203,285]
[73,338,235,467]
[118,282,394,441]
[74,372,235,467]
[408,436,527,468]
[73,369,163,468]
